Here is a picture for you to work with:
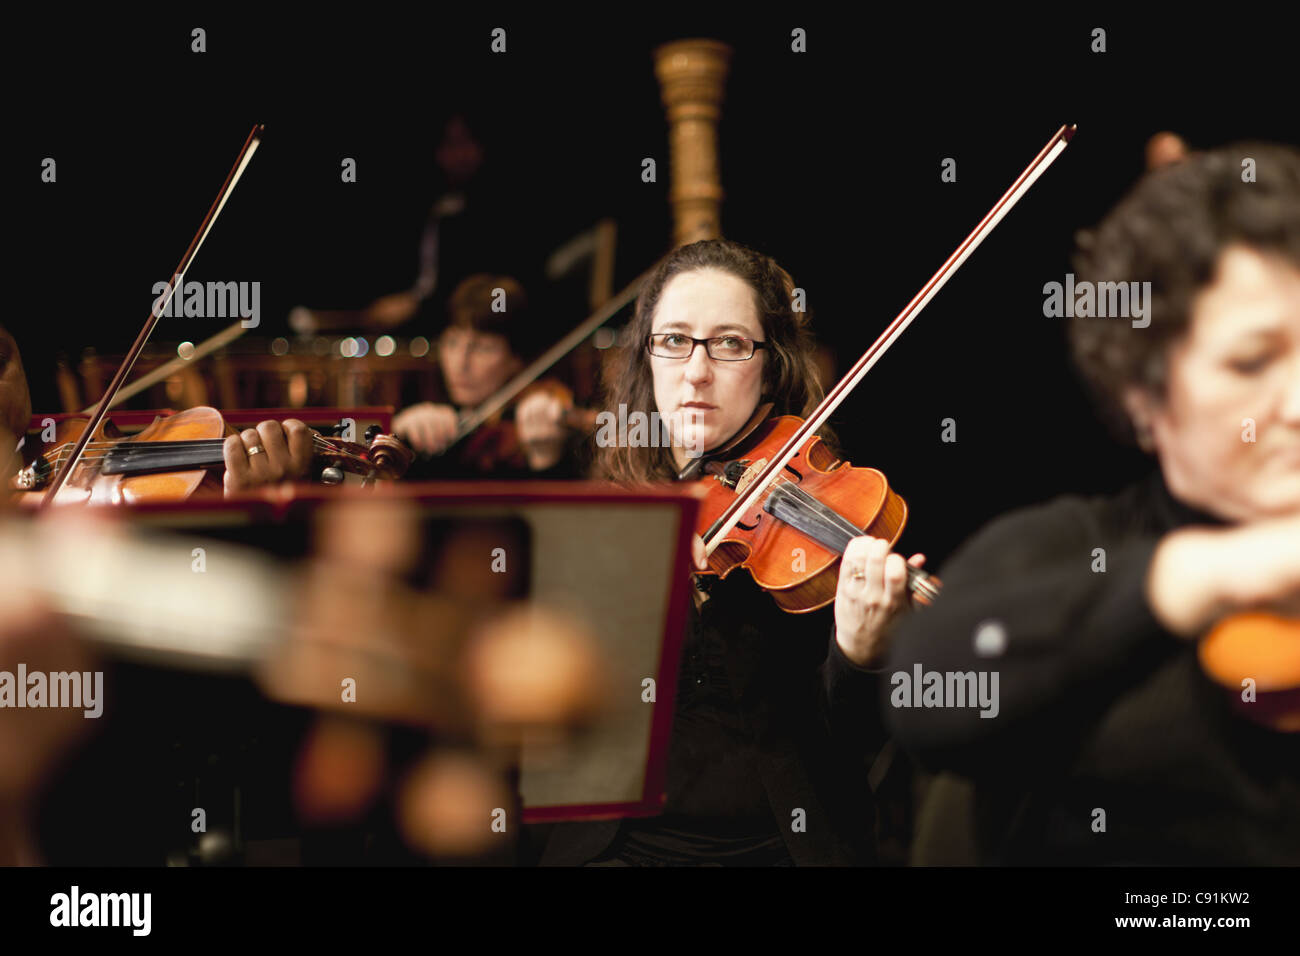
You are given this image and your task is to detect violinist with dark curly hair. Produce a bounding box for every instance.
[889,143,1300,865]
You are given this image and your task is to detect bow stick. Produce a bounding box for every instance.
[42,125,265,505]
[702,123,1078,555]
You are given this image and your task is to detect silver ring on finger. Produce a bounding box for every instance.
[248,445,264,457]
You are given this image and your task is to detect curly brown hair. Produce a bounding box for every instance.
[1070,142,1300,443]
[595,239,828,484]
[442,274,530,356]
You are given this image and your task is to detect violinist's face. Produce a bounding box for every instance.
[649,269,766,468]
[1126,245,1300,522]
[438,328,521,408]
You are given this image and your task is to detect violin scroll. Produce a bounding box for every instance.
[316,428,414,482]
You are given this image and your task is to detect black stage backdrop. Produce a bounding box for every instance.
[12,10,1298,569]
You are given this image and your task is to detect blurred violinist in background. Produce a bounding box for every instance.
[331,112,495,332]
[889,142,1300,865]
[393,273,590,480]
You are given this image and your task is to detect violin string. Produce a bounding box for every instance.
[762,476,938,597]
[771,478,865,539]
[55,439,229,450]
[47,436,341,454]
[775,479,938,597]
[41,435,362,471]
[784,486,937,598]
[762,476,872,547]
[42,430,353,453]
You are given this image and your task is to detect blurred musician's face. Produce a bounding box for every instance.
[1126,245,1300,522]
[438,328,521,408]
[649,269,766,469]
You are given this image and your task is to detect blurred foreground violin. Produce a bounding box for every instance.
[683,124,1077,612]
[1199,612,1300,732]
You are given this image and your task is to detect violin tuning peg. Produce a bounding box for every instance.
[719,460,749,488]
[364,425,381,443]
[321,466,345,485]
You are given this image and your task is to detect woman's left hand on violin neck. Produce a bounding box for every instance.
[691,532,926,668]
[222,419,314,496]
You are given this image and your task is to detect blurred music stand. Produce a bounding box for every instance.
[126,480,701,823]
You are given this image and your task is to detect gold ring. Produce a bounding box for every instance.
[248,445,264,457]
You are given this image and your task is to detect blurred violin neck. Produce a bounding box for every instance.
[907,563,941,607]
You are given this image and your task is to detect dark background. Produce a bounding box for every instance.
[13,10,1297,567]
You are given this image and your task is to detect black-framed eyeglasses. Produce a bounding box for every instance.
[646,332,767,362]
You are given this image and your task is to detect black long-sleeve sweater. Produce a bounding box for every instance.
[536,570,890,865]
[885,471,1300,864]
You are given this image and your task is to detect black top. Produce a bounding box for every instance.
[536,570,890,866]
[885,471,1300,864]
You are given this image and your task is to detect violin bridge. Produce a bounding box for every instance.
[733,458,767,498]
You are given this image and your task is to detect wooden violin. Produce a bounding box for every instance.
[686,124,1077,613]
[690,412,939,612]
[12,406,413,506]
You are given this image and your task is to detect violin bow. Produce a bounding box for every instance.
[78,319,250,415]
[702,123,1078,555]
[440,265,657,451]
[41,125,265,506]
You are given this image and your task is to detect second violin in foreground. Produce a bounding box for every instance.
[11,406,412,506]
